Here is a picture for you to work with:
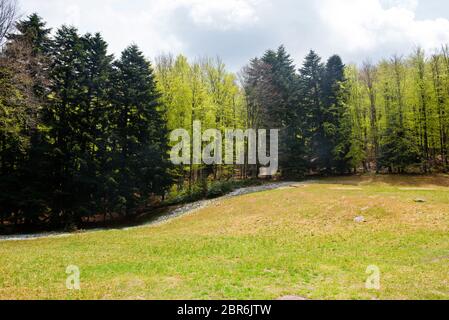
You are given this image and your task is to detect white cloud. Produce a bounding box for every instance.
[18,0,187,58]
[381,0,418,10]
[17,0,449,69]
[181,0,261,30]
[64,5,81,27]
[320,0,449,58]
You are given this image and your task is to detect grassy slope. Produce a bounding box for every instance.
[0,175,448,300]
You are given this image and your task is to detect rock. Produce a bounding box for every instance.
[277,295,308,300]
[354,216,366,223]
[414,198,426,203]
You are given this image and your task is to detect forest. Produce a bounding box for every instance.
[1,6,449,231]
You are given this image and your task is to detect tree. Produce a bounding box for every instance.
[0,12,52,227]
[156,54,246,185]
[299,50,325,172]
[239,58,267,178]
[7,13,52,55]
[266,46,304,177]
[378,127,420,173]
[360,61,379,171]
[0,62,28,226]
[240,46,305,178]
[412,48,430,171]
[5,13,52,106]
[346,48,449,173]
[111,45,171,216]
[46,25,88,225]
[76,32,114,221]
[346,65,368,172]
[430,53,448,169]
[0,0,17,47]
[322,55,352,173]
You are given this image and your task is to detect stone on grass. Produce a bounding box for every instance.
[414,198,426,203]
[277,295,308,300]
[354,216,366,223]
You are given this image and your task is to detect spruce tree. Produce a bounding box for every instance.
[269,46,305,177]
[77,32,114,220]
[323,55,352,173]
[111,45,171,216]
[299,50,325,171]
[0,13,52,227]
[47,25,88,226]
[7,13,52,55]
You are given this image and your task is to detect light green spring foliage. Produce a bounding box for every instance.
[155,54,247,184]
[155,54,246,134]
[345,65,367,169]
[0,68,23,145]
[346,47,449,172]
[154,54,247,188]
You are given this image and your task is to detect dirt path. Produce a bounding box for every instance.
[0,181,311,242]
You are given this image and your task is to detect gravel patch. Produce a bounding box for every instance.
[0,181,310,242]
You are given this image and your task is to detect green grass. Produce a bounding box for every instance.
[1,175,448,300]
[164,179,263,205]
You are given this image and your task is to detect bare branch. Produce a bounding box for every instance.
[0,0,18,47]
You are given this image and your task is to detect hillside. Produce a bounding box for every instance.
[0,175,448,300]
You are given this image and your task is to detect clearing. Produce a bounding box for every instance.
[0,175,448,300]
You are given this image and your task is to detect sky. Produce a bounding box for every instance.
[18,0,449,71]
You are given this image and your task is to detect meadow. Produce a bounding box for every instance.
[0,175,448,300]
